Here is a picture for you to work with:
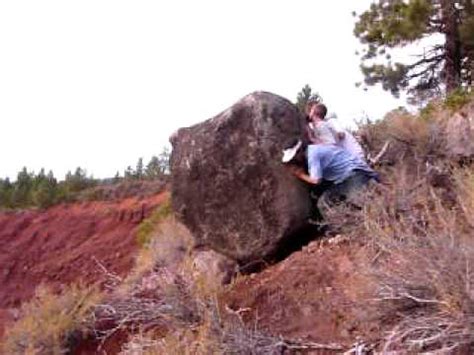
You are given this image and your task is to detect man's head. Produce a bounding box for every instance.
[305,100,318,116]
[310,103,328,121]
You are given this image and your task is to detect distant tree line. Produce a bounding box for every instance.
[0,167,95,209]
[121,146,170,181]
[0,147,171,210]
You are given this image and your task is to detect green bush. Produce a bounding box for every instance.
[444,89,473,111]
[136,198,172,247]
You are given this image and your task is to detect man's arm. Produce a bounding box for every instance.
[287,165,319,185]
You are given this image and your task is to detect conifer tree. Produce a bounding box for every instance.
[295,84,322,114]
[124,166,134,180]
[0,178,13,208]
[135,157,144,180]
[32,171,57,209]
[354,0,474,99]
[63,167,94,193]
[11,167,33,207]
[113,171,121,183]
[145,156,161,179]
[157,147,170,175]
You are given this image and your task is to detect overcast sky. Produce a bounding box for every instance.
[0,1,405,180]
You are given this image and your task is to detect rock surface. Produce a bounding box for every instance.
[190,249,238,289]
[445,106,474,159]
[170,91,310,263]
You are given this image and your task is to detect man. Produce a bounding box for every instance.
[282,139,378,223]
[308,103,366,161]
[307,103,338,146]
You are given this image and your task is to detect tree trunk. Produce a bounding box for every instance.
[465,0,474,89]
[442,0,462,92]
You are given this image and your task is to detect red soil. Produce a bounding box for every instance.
[222,237,385,349]
[0,191,169,336]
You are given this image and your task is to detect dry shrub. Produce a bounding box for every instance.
[325,164,474,352]
[119,261,340,354]
[120,298,312,355]
[92,268,200,349]
[92,216,200,346]
[121,215,194,293]
[359,107,446,168]
[2,284,101,354]
[454,168,474,227]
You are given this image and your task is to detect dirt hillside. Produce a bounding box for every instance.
[0,191,169,336]
[221,237,384,349]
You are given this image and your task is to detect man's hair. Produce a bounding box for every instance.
[314,103,327,119]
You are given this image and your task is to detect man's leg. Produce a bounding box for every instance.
[309,180,333,224]
[341,171,372,205]
[318,171,372,218]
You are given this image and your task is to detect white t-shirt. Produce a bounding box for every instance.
[309,119,365,160]
[329,119,365,160]
[309,121,338,145]
[340,131,365,160]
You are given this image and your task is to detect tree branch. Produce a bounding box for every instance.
[407,54,444,70]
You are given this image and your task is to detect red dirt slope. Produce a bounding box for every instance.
[0,191,169,335]
[222,237,385,348]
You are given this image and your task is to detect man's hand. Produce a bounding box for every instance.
[286,165,319,185]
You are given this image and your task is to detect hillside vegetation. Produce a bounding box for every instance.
[0,150,170,210]
[2,95,474,354]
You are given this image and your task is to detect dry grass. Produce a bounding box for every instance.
[359,107,447,169]
[2,284,101,354]
[90,216,200,348]
[362,169,474,352]
[119,297,343,355]
[120,214,195,294]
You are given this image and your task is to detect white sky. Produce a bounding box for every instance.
[0,1,405,180]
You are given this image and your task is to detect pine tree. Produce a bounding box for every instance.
[124,166,134,180]
[63,167,94,193]
[145,156,161,179]
[113,171,121,183]
[32,171,57,209]
[354,0,474,99]
[157,147,171,175]
[11,167,33,207]
[0,178,13,208]
[32,168,47,190]
[135,157,144,180]
[295,84,322,114]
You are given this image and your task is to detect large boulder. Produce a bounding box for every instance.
[170,91,311,263]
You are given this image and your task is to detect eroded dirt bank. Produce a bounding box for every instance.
[221,237,384,349]
[0,192,169,336]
